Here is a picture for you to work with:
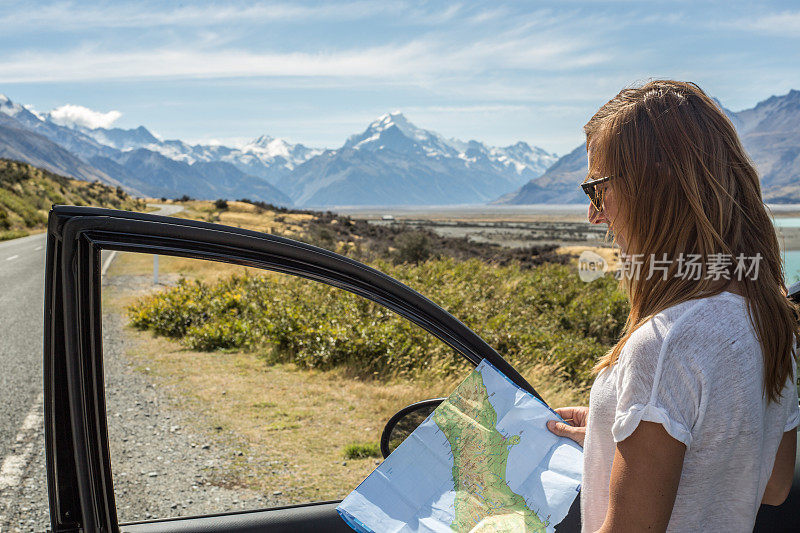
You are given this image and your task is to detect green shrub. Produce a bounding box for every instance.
[127,259,627,386]
[0,229,28,241]
[343,442,381,459]
[393,231,432,264]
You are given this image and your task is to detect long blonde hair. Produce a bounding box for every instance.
[588,80,798,402]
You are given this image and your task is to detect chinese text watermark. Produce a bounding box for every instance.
[578,251,761,283]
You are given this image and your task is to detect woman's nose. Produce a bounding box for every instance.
[588,203,606,225]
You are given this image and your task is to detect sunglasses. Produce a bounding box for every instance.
[581,175,613,211]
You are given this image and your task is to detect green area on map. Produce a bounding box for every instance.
[432,369,548,532]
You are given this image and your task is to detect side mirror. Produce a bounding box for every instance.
[380,398,445,458]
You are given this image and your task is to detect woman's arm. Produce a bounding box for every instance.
[595,421,686,533]
[761,430,797,506]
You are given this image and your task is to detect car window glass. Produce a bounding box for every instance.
[102,251,469,522]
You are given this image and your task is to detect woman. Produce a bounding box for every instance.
[546,80,799,532]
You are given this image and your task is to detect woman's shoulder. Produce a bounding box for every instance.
[664,291,751,349]
[621,292,748,369]
[622,297,701,353]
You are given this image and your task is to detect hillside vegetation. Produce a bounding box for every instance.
[0,158,145,240]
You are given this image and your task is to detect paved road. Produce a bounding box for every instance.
[0,204,182,530]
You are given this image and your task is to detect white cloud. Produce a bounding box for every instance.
[48,104,122,129]
[0,1,405,31]
[0,28,609,85]
[22,104,44,120]
[404,104,529,114]
[722,10,800,37]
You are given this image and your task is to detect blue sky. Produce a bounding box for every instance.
[1,0,798,154]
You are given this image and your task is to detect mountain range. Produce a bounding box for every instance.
[498,89,800,204]
[277,112,557,206]
[3,89,797,206]
[0,95,557,207]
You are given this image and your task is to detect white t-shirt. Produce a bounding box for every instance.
[581,291,799,532]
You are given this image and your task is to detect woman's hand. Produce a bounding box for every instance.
[546,406,588,447]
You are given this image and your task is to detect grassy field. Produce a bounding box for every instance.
[105,198,627,504]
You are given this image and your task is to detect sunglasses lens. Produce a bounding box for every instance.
[590,186,603,210]
[583,176,611,210]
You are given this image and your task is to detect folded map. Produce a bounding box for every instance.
[337,359,583,532]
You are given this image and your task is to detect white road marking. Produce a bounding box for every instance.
[0,393,44,492]
[5,255,18,261]
[34,246,43,251]
[101,250,118,276]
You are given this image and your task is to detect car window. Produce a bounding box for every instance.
[101,251,471,522]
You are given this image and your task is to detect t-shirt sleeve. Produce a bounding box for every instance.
[783,356,799,432]
[611,312,701,449]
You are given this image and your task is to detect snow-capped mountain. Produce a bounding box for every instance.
[498,89,800,204]
[244,134,320,167]
[278,112,557,206]
[0,110,130,190]
[494,143,588,205]
[75,125,161,151]
[0,94,29,118]
[75,124,321,186]
[344,112,460,157]
[221,135,322,184]
[1,94,119,161]
[2,94,558,206]
[0,94,291,204]
[343,112,556,181]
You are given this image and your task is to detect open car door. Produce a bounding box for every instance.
[43,205,560,533]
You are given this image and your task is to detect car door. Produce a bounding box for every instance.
[43,205,556,533]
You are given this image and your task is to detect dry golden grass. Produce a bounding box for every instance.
[120,323,582,503]
[119,315,462,501]
[106,250,257,284]
[104,201,316,286]
[167,200,311,237]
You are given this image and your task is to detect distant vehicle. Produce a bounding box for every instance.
[381,214,395,220]
[44,206,800,532]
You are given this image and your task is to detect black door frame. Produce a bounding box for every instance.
[44,205,543,533]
